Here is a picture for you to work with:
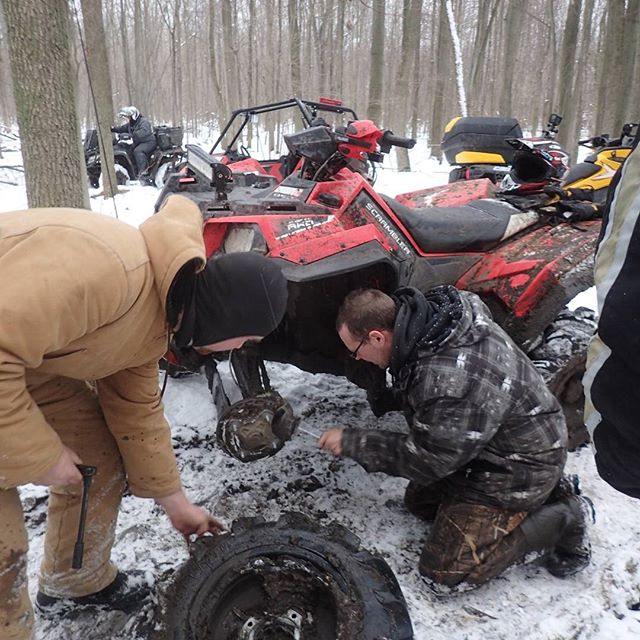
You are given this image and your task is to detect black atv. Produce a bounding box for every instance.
[83,125,186,189]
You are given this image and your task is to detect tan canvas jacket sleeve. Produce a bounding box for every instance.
[97,362,181,498]
[0,201,203,493]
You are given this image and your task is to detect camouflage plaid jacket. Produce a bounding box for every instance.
[341,291,567,511]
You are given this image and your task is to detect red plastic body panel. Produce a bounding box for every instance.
[395,178,496,208]
[456,219,599,341]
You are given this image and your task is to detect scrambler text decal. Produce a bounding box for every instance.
[364,202,412,256]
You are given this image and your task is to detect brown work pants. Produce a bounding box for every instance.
[405,481,528,590]
[1,374,125,640]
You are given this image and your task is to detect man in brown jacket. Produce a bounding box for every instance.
[0,195,288,639]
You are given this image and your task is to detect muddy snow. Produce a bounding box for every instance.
[3,138,640,639]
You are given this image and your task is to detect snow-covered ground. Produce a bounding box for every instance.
[3,134,640,639]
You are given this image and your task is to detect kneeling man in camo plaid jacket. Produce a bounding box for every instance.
[319,285,594,593]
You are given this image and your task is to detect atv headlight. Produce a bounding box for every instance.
[223,224,267,254]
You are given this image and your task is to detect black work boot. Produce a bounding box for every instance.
[545,495,595,577]
[520,494,595,578]
[546,474,582,503]
[36,570,153,616]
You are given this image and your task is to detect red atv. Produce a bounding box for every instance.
[157,114,599,448]
[204,97,364,184]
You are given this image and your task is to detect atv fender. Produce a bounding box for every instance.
[456,219,599,348]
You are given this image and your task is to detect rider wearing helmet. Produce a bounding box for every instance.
[111,106,157,181]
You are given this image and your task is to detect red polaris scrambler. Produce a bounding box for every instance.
[203,96,367,183]
[157,104,598,450]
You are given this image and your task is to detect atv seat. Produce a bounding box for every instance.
[561,161,600,185]
[380,195,537,253]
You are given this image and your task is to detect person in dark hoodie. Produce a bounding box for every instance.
[0,194,288,639]
[319,285,593,593]
[111,106,157,181]
[584,143,640,500]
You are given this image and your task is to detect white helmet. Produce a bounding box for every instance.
[118,106,139,120]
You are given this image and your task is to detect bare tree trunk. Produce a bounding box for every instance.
[498,0,524,116]
[288,0,301,96]
[367,0,385,123]
[572,0,595,144]
[617,0,640,130]
[469,0,501,114]
[431,0,452,161]
[630,2,640,126]
[555,0,581,158]
[221,0,239,110]
[172,0,182,125]
[593,8,608,136]
[209,0,226,123]
[0,7,16,124]
[603,0,626,135]
[80,0,119,197]
[247,0,256,144]
[118,0,133,105]
[391,0,422,171]
[133,0,144,109]
[2,0,89,209]
[333,0,345,98]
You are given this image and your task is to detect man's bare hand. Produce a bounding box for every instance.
[33,445,83,486]
[156,490,227,544]
[319,428,344,456]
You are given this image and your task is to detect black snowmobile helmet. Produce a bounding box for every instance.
[188,252,288,348]
[510,149,555,182]
[500,144,570,193]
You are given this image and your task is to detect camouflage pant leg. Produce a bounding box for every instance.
[419,499,528,590]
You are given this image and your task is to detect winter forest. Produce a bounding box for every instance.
[2,1,640,639]
[1,0,639,204]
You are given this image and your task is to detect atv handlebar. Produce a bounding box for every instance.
[379,130,416,151]
[579,135,609,148]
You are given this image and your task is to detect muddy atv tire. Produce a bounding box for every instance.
[161,512,414,640]
[528,307,597,449]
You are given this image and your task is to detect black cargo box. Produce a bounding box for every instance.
[442,117,522,165]
[155,126,184,150]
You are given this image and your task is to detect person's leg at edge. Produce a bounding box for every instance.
[0,489,34,640]
[27,373,125,600]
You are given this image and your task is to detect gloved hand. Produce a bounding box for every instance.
[557,200,601,222]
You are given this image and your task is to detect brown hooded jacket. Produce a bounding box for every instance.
[0,195,204,497]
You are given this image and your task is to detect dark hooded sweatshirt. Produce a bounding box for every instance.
[341,286,567,512]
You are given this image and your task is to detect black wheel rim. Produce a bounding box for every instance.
[191,555,345,639]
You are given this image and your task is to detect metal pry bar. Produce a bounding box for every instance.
[72,464,97,569]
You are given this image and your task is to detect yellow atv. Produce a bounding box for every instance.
[561,123,638,203]
[442,113,563,184]
[538,123,638,222]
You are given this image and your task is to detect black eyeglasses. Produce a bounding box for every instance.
[349,336,367,359]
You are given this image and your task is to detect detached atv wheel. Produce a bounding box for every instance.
[528,307,597,449]
[161,512,414,640]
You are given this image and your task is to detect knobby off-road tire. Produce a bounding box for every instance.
[160,512,414,640]
[96,163,130,191]
[528,307,597,449]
